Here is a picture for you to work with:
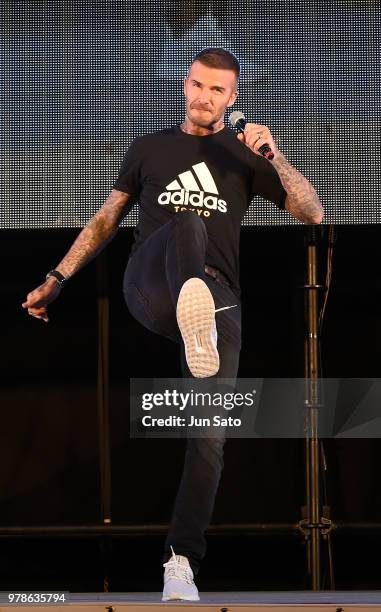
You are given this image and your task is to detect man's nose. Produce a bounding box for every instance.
[198,89,211,104]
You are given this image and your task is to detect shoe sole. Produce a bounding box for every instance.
[176,277,219,378]
[162,593,200,601]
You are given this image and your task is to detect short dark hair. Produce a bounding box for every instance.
[191,47,240,82]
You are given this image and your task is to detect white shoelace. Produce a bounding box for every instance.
[163,546,194,585]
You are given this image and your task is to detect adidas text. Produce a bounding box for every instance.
[158,189,227,213]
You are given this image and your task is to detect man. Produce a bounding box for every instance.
[22,48,323,600]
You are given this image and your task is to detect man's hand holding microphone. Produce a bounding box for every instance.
[229,111,278,161]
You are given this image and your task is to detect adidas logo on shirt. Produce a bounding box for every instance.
[158,162,227,216]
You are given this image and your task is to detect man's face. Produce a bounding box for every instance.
[183,60,238,128]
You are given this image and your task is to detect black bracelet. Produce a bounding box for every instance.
[46,270,67,287]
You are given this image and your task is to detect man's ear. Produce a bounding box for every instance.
[227,90,238,108]
[183,77,187,96]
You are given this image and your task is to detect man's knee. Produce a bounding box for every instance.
[191,436,226,461]
[173,211,207,241]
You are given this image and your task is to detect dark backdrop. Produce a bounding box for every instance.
[1,224,380,590]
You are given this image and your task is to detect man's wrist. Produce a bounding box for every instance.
[46,269,67,288]
[268,149,285,167]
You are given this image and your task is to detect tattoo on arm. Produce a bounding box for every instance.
[55,190,131,279]
[272,153,323,224]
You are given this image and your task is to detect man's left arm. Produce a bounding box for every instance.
[238,123,324,224]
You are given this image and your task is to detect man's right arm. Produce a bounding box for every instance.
[22,189,132,321]
[55,189,132,279]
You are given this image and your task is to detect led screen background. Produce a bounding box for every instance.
[1,0,380,228]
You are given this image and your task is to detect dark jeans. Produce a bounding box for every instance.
[123,212,242,576]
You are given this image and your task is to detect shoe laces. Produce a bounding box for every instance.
[163,546,194,584]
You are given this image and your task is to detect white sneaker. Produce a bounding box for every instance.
[162,546,200,601]
[176,277,219,378]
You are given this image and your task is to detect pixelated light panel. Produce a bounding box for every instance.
[1,0,380,228]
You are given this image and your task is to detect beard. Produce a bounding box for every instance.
[188,106,218,128]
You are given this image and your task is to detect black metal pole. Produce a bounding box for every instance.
[299,226,330,590]
[96,251,112,591]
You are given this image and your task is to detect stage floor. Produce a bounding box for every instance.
[2,591,381,611]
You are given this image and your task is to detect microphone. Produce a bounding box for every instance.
[229,111,274,161]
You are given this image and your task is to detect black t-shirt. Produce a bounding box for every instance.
[113,123,287,296]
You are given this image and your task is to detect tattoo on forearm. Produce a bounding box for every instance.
[56,214,117,278]
[54,190,130,279]
[272,153,323,223]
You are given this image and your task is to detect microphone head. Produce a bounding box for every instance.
[229,110,245,128]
